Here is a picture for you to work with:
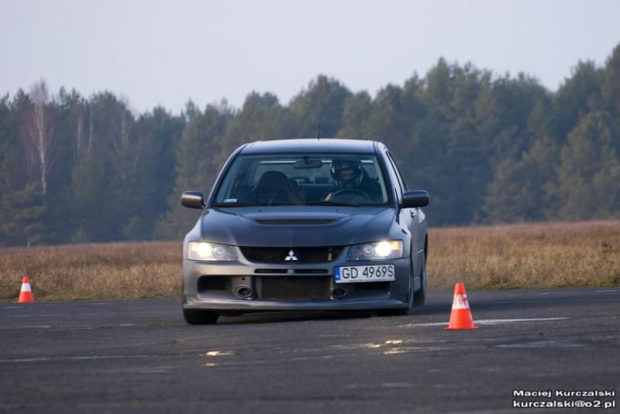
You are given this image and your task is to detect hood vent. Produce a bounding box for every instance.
[254,218,338,225]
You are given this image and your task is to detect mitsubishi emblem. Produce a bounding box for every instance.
[285,250,298,261]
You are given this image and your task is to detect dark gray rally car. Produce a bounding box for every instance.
[181,139,429,324]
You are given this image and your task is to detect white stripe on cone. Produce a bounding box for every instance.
[451,294,469,310]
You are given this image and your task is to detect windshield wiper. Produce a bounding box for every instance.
[297,200,362,207]
[213,200,365,207]
[212,201,258,207]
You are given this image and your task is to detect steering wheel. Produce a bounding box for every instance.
[328,188,372,202]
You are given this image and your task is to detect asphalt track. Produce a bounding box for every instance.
[1,288,618,413]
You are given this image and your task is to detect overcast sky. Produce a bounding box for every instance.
[1,0,619,114]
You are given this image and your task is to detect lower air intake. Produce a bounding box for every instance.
[259,277,330,300]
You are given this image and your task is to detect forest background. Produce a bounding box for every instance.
[1,44,619,247]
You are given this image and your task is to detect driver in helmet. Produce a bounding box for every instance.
[324,159,382,202]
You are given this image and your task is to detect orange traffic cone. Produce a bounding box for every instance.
[18,276,34,303]
[445,282,477,330]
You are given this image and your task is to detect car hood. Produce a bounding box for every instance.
[200,207,397,247]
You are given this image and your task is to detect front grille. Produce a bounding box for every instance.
[259,277,330,300]
[240,247,342,263]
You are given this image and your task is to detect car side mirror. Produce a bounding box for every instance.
[402,190,429,208]
[181,191,205,209]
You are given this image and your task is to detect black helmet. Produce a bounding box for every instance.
[330,159,363,188]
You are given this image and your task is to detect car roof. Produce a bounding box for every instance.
[239,138,381,155]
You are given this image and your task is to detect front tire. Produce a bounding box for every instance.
[375,252,425,317]
[375,265,415,317]
[183,309,220,325]
[413,254,426,308]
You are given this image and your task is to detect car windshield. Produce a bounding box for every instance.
[213,154,390,206]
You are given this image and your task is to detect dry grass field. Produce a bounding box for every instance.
[1,220,619,301]
[428,220,620,289]
[0,242,181,301]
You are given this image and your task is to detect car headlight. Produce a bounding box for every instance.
[187,242,237,261]
[347,240,404,260]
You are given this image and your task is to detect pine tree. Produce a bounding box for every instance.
[290,75,351,137]
[601,44,620,133]
[552,112,620,220]
[551,61,603,141]
[70,152,108,242]
[484,157,530,223]
[0,94,17,195]
[130,106,186,239]
[484,135,558,223]
[338,91,372,139]
[220,93,288,160]
[0,184,45,246]
[155,104,231,239]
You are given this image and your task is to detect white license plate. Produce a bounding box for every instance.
[334,265,395,283]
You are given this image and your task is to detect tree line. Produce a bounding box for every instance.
[1,44,619,247]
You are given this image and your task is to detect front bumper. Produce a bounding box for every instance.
[182,256,411,312]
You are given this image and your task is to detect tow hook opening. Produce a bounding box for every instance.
[331,287,347,298]
[235,286,253,299]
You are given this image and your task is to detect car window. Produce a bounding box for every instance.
[386,152,408,191]
[213,154,390,206]
[385,152,405,204]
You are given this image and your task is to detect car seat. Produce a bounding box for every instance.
[243,171,302,205]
